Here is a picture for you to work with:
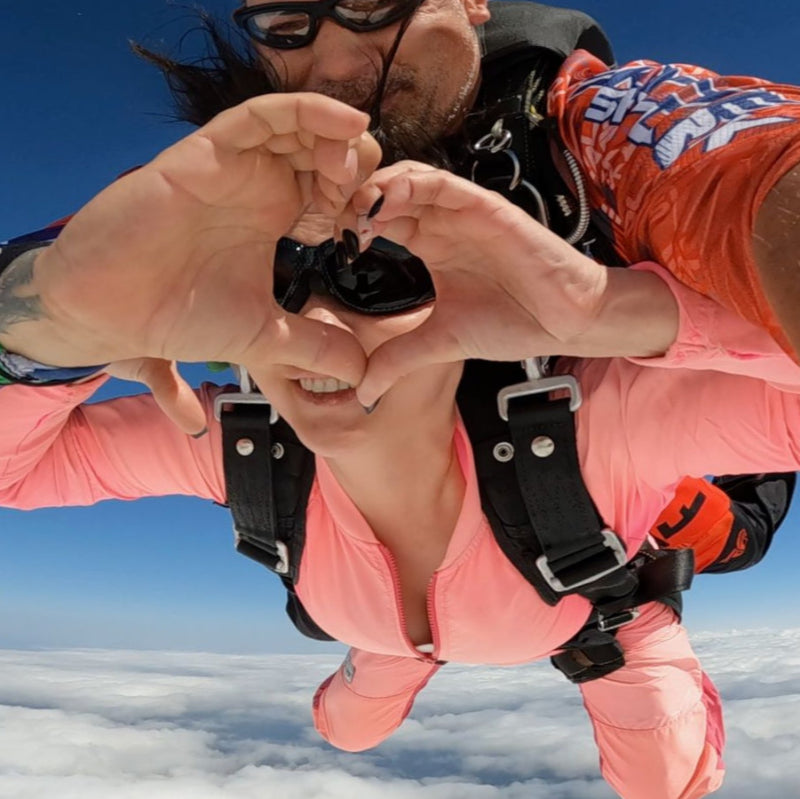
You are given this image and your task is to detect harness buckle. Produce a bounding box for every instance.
[497,374,582,421]
[535,529,628,593]
[597,607,640,633]
[213,392,278,423]
[234,528,290,575]
[213,365,279,423]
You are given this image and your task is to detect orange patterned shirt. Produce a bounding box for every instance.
[550,51,800,358]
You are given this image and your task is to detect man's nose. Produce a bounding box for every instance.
[309,21,381,85]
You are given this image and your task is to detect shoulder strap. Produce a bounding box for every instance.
[456,359,694,608]
[218,388,334,640]
[464,3,615,249]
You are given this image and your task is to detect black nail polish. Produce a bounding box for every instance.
[366,195,385,220]
[191,427,209,439]
[362,397,382,415]
[334,241,349,269]
[342,229,360,262]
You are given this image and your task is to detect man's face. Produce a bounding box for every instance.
[245,0,491,141]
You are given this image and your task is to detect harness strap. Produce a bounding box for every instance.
[551,546,694,684]
[221,399,315,584]
[505,391,636,601]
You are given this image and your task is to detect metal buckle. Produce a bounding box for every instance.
[235,527,290,575]
[213,391,278,423]
[535,529,628,593]
[597,608,640,633]
[213,365,279,423]
[497,374,582,421]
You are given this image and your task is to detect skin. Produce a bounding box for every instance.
[753,164,800,359]
[247,0,490,138]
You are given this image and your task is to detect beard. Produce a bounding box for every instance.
[311,65,470,171]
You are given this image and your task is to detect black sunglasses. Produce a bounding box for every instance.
[274,236,435,314]
[234,0,421,49]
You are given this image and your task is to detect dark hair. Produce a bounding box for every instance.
[133,7,460,169]
[132,11,279,127]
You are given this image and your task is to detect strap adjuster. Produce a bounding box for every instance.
[535,529,628,593]
[235,528,290,575]
[597,608,640,633]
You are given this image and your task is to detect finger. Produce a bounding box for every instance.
[314,174,349,217]
[140,360,209,436]
[198,93,370,153]
[357,317,464,406]
[349,161,441,216]
[313,137,358,186]
[248,313,368,388]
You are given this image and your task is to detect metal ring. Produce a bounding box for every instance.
[493,442,515,462]
[470,149,522,194]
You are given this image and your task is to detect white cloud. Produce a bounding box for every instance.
[0,631,798,798]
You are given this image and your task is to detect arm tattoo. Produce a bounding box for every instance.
[0,245,47,335]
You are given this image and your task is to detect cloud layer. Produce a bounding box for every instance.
[0,629,798,798]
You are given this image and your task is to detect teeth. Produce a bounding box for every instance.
[299,378,354,394]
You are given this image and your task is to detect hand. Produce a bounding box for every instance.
[7,93,381,391]
[342,163,679,405]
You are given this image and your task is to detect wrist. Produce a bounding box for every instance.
[0,339,106,386]
[559,267,680,358]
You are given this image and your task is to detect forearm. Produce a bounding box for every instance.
[0,379,225,508]
[626,263,800,390]
[753,162,800,360]
[555,266,679,358]
[0,243,100,368]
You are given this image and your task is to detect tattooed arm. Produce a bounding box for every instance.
[0,244,49,335]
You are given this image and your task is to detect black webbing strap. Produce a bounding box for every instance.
[551,547,695,683]
[458,360,635,607]
[505,392,636,601]
[221,401,316,584]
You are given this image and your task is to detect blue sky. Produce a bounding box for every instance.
[1,0,799,652]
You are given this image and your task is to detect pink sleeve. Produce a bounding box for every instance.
[312,648,441,752]
[628,262,800,390]
[0,378,227,508]
[571,354,800,504]
[580,603,724,799]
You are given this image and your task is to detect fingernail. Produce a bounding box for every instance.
[342,229,360,262]
[362,397,382,415]
[344,147,358,179]
[334,241,349,270]
[191,427,209,439]
[367,195,385,219]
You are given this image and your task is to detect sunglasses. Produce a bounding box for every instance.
[233,0,421,49]
[274,236,435,314]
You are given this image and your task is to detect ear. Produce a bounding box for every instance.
[463,0,491,26]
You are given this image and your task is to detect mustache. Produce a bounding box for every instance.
[311,68,417,113]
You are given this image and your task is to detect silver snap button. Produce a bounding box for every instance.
[236,438,255,457]
[531,436,555,458]
[493,442,515,462]
[271,443,285,460]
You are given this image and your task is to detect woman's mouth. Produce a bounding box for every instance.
[294,378,357,406]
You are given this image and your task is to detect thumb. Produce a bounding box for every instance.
[138,359,209,437]
[247,313,368,388]
[357,317,463,406]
